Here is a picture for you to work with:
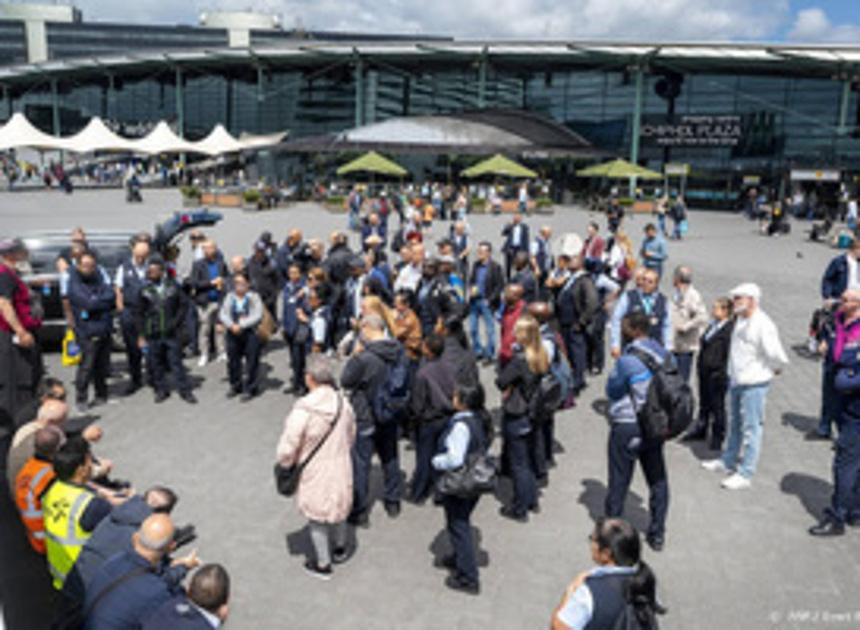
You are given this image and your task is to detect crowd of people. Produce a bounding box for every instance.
[2,183,859,628]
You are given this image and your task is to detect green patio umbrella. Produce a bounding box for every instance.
[337,151,408,177]
[576,158,662,180]
[461,153,537,179]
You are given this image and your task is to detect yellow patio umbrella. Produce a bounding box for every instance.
[576,158,662,180]
[461,153,537,179]
[337,151,408,177]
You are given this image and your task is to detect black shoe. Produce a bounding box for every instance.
[303,560,333,580]
[682,428,707,442]
[646,535,665,552]
[347,511,369,528]
[154,391,170,404]
[536,475,549,489]
[805,430,832,441]
[444,574,480,595]
[332,546,354,565]
[708,436,724,451]
[435,554,456,570]
[529,503,541,514]
[499,506,528,523]
[226,389,240,399]
[384,501,401,518]
[122,382,141,396]
[180,392,198,404]
[809,520,845,537]
[847,515,860,528]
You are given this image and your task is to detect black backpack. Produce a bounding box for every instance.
[529,370,563,422]
[629,348,694,441]
[371,347,412,425]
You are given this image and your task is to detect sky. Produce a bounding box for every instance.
[67,0,860,42]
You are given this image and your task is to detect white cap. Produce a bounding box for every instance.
[729,282,761,300]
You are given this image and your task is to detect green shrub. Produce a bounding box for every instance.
[535,196,554,208]
[180,185,200,198]
[243,189,262,204]
[326,195,346,206]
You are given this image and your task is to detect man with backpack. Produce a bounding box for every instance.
[341,314,409,524]
[604,312,674,552]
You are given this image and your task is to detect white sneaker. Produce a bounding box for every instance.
[701,459,728,473]
[197,354,209,367]
[721,473,751,490]
[216,352,228,363]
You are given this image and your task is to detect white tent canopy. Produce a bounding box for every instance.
[129,121,198,155]
[194,124,246,156]
[0,112,63,151]
[58,116,137,153]
[0,113,288,155]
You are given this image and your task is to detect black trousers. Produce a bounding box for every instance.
[226,329,261,394]
[697,372,728,441]
[443,494,480,585]
[352,423,402,516]
[147,337,191,396]
[285,334,307,392]
[530,416,553,480]
[502,420,537,515]
[563,327,588,392]
[674,352,694,384]
[119,310,143,386]
[75,334,111,404]
[828,417,860,525]
[586,310,606,373]
[605,422,669,540]
[0,330,41,432]
[410,418,447,501]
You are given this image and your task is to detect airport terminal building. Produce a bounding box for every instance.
[1,2,860,196]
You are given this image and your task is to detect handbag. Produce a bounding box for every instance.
[256,305,276,344]
[293,321,310,347]
[436,452,498,499]
[274,392,343,497]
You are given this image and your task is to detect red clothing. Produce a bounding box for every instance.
[0,264,40,333]
[582,235,605,261]
[498,300,525,366]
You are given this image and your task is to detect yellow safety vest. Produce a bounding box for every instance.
[42,480,95,590]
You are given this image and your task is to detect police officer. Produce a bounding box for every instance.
[115,237,150,395]
[66,251,115,414]
[137,257,197,404]
[810,288,860,537]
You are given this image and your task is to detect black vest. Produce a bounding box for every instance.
[120,258,148,308]
[584,572,629,630]
[626,291,667,344]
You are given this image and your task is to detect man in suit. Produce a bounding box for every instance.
[501,213,530,281]
[511,252,539,304]
[143,564,231,629]
[468,242,504,364]
[361,212,387,253]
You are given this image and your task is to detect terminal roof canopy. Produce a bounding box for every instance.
[0,112,60,151]
[59,117,136,153]
[130,121,198,155]
[193,124,246,156]
[284,109,601,157]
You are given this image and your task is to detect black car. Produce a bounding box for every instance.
[22,209,223,347]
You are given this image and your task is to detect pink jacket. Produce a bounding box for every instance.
[277,385,357,523]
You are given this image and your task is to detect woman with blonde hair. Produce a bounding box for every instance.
[495,315,547,522]
[360,295,396,336]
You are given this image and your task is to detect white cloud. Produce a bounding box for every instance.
[74,0,793,40]
[788,7,860,43]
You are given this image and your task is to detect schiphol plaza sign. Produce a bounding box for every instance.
[641,114,743,148]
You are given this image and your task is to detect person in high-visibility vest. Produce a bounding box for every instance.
[41,437,119,590]
[14,427,61,554]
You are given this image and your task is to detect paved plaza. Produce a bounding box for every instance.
[1,189,859,630]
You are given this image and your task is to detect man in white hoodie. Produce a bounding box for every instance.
[702,283,788,490]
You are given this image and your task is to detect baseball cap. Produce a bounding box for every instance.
[729,282,761,300]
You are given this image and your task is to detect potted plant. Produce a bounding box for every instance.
[180,185,201,207]
[535,196,554,214]
[243,188,262,211]
[470,197,487,214]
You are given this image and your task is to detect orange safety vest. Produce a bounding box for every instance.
[15,457,56,554]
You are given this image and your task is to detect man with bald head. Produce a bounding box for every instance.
[7,398,67,493]
[190,240,228,366]
[276,228,307,278]
[84,513,200,628]
[115,237,151,395]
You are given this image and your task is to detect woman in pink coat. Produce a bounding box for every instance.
[277,354,357,580]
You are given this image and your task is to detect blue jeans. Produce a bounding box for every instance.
[722,383,769,478]
[469,299,495,359]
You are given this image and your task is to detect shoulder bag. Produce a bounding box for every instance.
[274,393,343,497]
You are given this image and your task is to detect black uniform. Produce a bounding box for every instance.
[136,278,192,399]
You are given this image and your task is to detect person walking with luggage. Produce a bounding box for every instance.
[219,273,263,401]
[433,382,489,595]
[136,257,197,404]
[277,354,357,578]
[605,312,671,551]
[495,315,545,522]
[702,283,788,490]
